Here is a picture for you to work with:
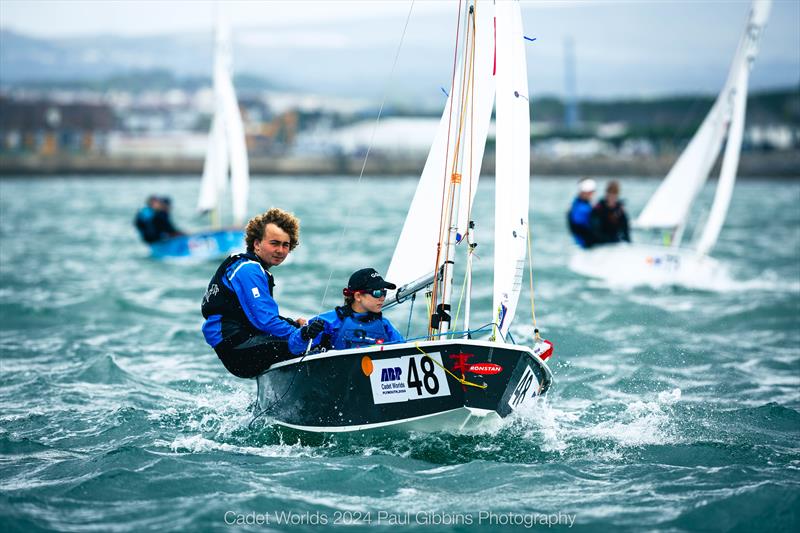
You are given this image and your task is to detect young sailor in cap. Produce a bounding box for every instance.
[305,268,405,352]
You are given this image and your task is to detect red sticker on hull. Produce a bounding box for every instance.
[468,363,503,375]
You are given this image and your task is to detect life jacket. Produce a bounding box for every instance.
[332,306,387,350]
[134,207,160,243]
[201,252,275,335]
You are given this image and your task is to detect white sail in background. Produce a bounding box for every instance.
[635,0,770,241]
[386,1,496,288]
[695,0,771,255]
[492,0,530,340]
[197,15,250,226]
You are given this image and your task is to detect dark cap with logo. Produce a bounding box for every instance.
[347,268,397,292]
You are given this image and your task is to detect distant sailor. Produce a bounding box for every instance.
[134,195,184,243]
[591,180,631,245]
[304,268,405,352]
[201,208,324,378]
[567,178,597,248]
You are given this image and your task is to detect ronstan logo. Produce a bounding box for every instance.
[468,363,503,375]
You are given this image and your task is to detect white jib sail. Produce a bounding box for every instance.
[387,1,496,288]
[695,0,771,256]
[197,14,249,226]
[635,0,770,238]
[492,0,530,341]
[198,112,228,217]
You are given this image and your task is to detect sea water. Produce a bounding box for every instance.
[1,176,798,532]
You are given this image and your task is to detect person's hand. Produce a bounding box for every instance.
[295,317,308,326]
[300,319,325,341]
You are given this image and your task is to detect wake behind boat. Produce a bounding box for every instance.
[256,0,554,433]
[570,0,771,286]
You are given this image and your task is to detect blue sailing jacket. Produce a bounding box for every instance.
[568,197,594,248]
[307,306,405,351]
[201,253,308,355]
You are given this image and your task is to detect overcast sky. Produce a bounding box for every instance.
[1,0,798,99]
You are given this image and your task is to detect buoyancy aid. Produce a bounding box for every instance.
[201,253,275,336]
[332,306,388,350]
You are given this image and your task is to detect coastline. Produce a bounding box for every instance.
[1,150,798,178]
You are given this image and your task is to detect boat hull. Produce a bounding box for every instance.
[569,243,725,287]
[255,339,553,433]
[149,228,244,261]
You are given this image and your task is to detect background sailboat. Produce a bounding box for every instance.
[255,0,552,433]
[149,14,249,261]
[569,0,771,286]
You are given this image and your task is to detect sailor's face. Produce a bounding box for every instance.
[354,291,385,314]
[254,223,292,267]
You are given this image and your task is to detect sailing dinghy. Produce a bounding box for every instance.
[150,16,249,261]
[255,0,554,433]
[569,0,771,286]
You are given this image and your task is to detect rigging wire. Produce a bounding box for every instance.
[430,0,464,337]
[430,2,478,338]
[317,0,416,313]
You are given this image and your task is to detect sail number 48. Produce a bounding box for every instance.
[407,356,440,396]
[509,366,539,409]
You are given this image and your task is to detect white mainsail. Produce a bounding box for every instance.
[634,0,771,247]
[492,0,530,340]
[386,1,496,289]
[197,16,250,227]
[387,0,534,341]
[695,0,771,255]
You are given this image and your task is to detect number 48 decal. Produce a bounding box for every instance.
[509,366,539,408]
[407,356,440,396]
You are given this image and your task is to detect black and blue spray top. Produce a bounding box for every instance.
[567,196,594,248]
[307,305,405,352]
[201,252,307,355]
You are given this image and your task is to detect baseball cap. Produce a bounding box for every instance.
[347,268,397,292]
[578,179,596,193]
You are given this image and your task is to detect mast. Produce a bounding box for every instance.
[385,0,495,337]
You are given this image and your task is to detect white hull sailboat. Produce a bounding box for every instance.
[255,0,553,433]
[570,0,771,286]
[151,15,249,261]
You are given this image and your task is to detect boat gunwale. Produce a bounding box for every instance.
[260,338,553,374]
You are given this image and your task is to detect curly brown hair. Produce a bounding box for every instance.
[245,208,300,252]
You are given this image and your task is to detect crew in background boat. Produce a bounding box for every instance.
[201,208,324,378]
[304,268,405,352]
[134,195,184,243]
[590,180,631,245]
[567,179,598,248]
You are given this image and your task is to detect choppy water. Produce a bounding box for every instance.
[1,175,798,532]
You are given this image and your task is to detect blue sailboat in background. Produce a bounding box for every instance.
[150,14,249,261]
